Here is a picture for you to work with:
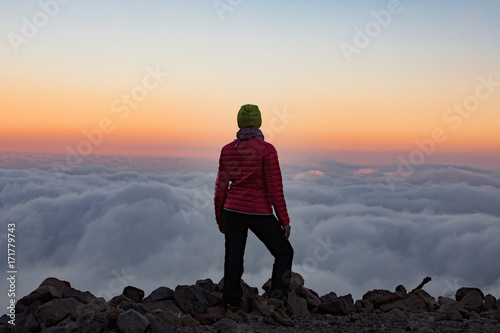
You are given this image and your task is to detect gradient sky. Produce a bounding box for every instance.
[1,0,499,167]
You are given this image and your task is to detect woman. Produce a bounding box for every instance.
[214,104,294,326]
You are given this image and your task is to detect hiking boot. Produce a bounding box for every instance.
[225,304,248,323]
[258,298,294,326]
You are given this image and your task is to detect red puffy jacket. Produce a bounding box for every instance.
[214,138,290,226]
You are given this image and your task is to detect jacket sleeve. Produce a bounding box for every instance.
[263,145,290,226]
[214,150,229,226]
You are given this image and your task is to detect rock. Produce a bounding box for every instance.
[25,313,40,332]
[61,287,96,304]
[73,298,113,333]
[39,278,71,298]
[159,309,183,327]
[205,306,225,316]
[317,298,349,316]
[108,294,135,308]
[200,288,223,307]
[436,308,463,322]
[381,293,427,312]
[218,278,258,312]
[116,309,149,333]
[262,272,304,294]
[196,278,216,292]
[34,298,82,328]
[338,294,356,313]
[362,289,403,309]
[355,299,373,313]
[180,314,200,327]
[460,290,484,312]
[17,286,60,311]
[212,317,243,333]
[297,287,322,309]
[147,316,181,333]
[286,290,309,318]
[144,286,175,303]
[141,300,183,314]
[174,285,209,315]
[320,291,338,303]
[85,297,110,312]
[290,272,305,291]
[381,308,408,322]
[412,289,440,312]
[117,301,146,315]
[455,287,484,301]
[194,313,225,325]
[437,297,468,321]
[485,294,497,310]
[123,286,145,303]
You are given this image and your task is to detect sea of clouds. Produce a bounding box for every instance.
[1,152,499,305]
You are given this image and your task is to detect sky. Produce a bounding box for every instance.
[0,154,499,303]
[1,0,499,169]
[0,0,500,311]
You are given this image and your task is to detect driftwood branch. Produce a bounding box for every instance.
[411,276,432,293]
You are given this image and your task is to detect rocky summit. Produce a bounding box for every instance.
[1,273,500,332]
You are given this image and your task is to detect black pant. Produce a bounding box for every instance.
[222,209,294,306]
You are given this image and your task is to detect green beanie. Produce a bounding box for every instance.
[237,104,262,128]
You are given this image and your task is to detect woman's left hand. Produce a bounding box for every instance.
[283,224,291,240]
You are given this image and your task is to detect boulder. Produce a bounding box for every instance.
[412,289,440,312]
[297,287,322,309]
[117,301,146,315]
[381,293,427,312]
[286,290,309,318]
[460,290,484,312]
[455,287,484,301]
[381,308,408,323]
[144,286,175,303]
[74,302,112,333]
[34,298,82,328]
[62,287,96,304]
[362,289,403,309]
[174,285,209,315]
[262,272,304,294]
[485,294,497,310]
[355,299,374,313]
[147,315,181,333]
[159,309,183,327]
[17,286,59,311]
[212,318,245,333]
[180,314,200,327]
[39,278,71,298]
[339,295,356,313]
[218,278,258,312]
[116,309,149,333]
[437,296,468,321]
[141,300,183,314]
[320,291,338,303]
[196,278,216,292]
[194,313,225,325]
[123,286,145,303]
[199,288,223,307]
[317,298,349,316]
[108,294,134,308]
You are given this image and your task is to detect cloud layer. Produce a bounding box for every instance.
[1,154,500,302]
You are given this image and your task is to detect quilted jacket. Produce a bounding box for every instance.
[214,138,290,226]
